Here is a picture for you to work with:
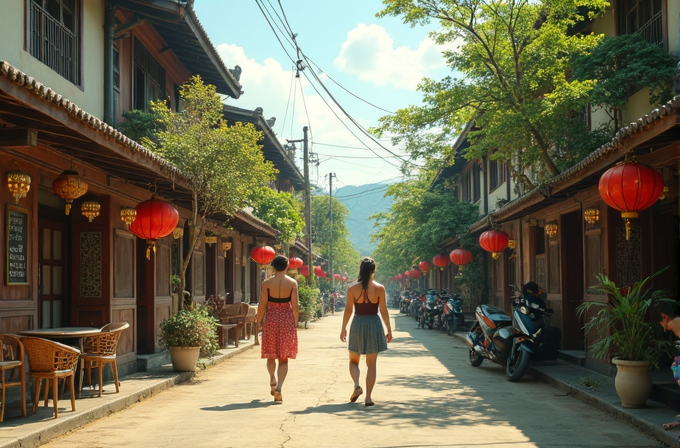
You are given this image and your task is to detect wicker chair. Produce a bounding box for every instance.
[82,322,130,397]
[0,334,26,421]
[22,337,80,418]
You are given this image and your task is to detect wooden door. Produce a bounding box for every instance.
[562,210,584,350]
[38,218,68,328]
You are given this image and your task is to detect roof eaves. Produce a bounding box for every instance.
[0,60,192,188]
[485,96,680,224]
[184,3,242,99]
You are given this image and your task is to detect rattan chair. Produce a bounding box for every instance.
[82,322,129,397]
[0,334,26,421]
[22,337,80,418]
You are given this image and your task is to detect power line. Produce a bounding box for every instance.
[256,1,423,171]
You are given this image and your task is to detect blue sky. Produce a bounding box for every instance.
[193,0,455,189]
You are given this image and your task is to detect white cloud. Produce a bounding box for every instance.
[215,43,409,187]
[333,24,451,90]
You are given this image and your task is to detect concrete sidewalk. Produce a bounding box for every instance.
[449,332,679,447]
[2,317,679,448]
[0,339,257,448]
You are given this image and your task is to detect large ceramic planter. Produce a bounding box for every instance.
[168,346,201,371]
[612,358,652,408]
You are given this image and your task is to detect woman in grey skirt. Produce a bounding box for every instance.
[340,257,393,406]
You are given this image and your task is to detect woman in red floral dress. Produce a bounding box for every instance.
[256,255,299,402]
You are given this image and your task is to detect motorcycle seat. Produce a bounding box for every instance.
[477,304,512,328]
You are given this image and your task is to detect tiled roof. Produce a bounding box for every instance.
[0,60,189,185]
[467,96,680,232]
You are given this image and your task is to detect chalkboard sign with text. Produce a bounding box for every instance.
[6,205,29,285]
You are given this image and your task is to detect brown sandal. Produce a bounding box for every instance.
[350,385,363,402]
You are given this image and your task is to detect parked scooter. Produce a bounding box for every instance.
[444,292,465,334]
[465,281,560,381]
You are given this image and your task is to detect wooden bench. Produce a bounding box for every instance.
[216,323,237,349]
[244,305,259,345]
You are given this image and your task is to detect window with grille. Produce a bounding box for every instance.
[134,38,166,111]
[617,0,663,45]
[28,0,81,85]
[489,159,507,192]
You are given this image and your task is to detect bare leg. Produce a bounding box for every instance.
[349,351,361,388]
[365,353,378,405]
[267,358,277,391]
[276,358,288,391]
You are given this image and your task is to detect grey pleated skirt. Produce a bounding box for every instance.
[348,314,388,354]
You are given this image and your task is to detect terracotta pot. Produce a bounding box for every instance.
[612,358,652,408]
[168,346,201,371]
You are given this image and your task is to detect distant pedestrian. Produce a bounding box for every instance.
[257,255,299,403]
[340,257,392,406]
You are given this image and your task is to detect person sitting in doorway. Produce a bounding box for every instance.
[660,301,680,431]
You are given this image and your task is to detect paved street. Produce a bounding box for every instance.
[40,310,663,448]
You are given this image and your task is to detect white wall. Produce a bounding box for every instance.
[0,0,105,119]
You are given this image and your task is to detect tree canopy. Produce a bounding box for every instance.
[373,0,610,188]
[370,178,479,283]
[310,195,360,286]
[121,76,277,300]
[251,188,305,245]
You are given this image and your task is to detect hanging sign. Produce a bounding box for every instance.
[6,205,29,285]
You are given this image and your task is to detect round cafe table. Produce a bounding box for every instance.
[18,327,101,398]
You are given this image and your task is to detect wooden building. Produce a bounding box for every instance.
[0,0,300,374]
[433,0,679,365]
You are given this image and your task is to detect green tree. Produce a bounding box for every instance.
[251,188,305,246]
[126,76,276,304]
[572,33,678,128]
[374,0,609,188]
[310,195,360,290]
[370,178,479,284]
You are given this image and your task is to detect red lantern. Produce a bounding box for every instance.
[288,257,304,270]
[433,254,449,270]
[404,270,412,279]
[251,245,276,269]
[129,197,179,259]
[418,260,431,275]
[314,266,326,278]
[299,265,309,277]
[450,248,473,270]
[334,273,341,281]
[342,274,348,282]
[479,230,509,259]
[410,269,420,279]
[397,274,404,280]
[598,159,663,240]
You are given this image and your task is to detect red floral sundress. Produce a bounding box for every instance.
[261,297,298,360]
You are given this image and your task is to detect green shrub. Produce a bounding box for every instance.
[159,304,219,357]
[298,280,320,327]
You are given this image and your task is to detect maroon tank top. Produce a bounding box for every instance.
[354,289,379,315]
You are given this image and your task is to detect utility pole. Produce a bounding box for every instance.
[328,172,336,290]
[303,127,314,285]
[287,126,313,285]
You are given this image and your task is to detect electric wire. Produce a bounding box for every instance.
[263,0,422,170]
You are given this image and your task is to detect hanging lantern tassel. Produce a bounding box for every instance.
[621,212,637,241]
[145,240,157,260]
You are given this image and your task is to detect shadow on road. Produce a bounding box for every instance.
[202,399,280,412]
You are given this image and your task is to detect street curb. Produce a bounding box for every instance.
[1,343,255,448]
[529,366,677,447]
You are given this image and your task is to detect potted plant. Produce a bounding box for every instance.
[159,304,219,371]
[577,268,673,408]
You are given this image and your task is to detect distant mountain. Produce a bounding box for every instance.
[335,183,393,256]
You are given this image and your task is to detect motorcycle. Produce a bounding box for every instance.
[419,290,438,329]
[444,292,465,334]
[465,282,560,381]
